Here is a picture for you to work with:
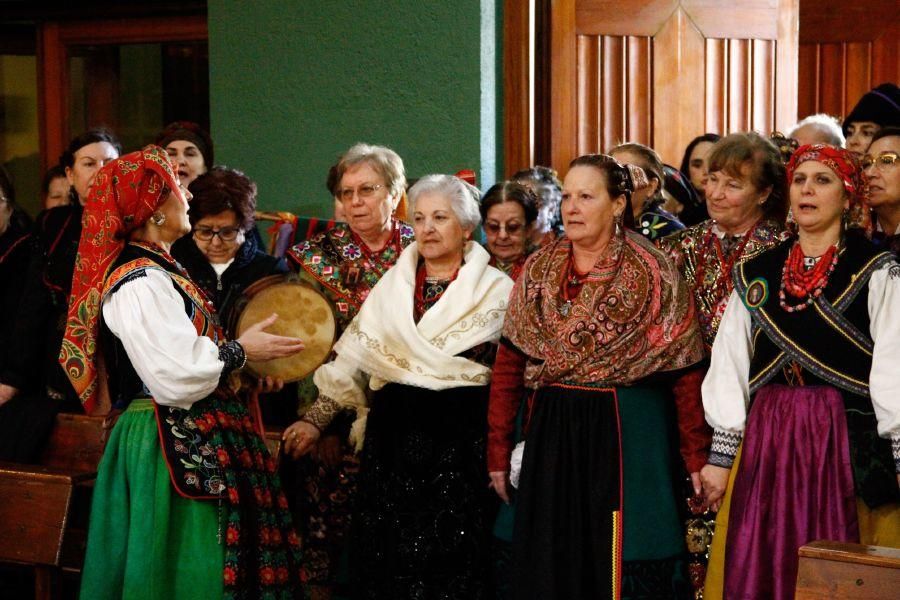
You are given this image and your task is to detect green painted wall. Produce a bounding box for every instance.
[208,0,500,218]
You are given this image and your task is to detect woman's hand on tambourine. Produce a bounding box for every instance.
[237,313,305,362]
[282,419,320,459]
[489,470,511,504]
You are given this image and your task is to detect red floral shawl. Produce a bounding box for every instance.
[504,231,704,388]
[59,145,180,413]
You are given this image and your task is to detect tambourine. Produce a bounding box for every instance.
[232,274,336,382]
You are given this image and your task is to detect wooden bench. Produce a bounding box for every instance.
[796,540,900,599]
[0,413,285,599]
[0,412,106,599]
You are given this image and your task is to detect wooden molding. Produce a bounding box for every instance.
[548,0,578,174]
[503,0,531,176]
[774,0,799,130]
[54,16,207,45]
[37,15,207,173]
[38,22,66,173]
[576,0,677,36]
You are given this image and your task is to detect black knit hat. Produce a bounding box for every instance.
[154,121,214,169]
[842,83,900,135]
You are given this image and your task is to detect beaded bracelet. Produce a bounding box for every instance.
[218,340,247,373]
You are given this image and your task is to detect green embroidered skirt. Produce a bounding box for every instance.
[80,399,224,599]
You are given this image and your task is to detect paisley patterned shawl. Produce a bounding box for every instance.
[286,219,414,327]
[505,231,704,388]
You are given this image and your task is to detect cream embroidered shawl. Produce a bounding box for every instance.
[313,241,513,447]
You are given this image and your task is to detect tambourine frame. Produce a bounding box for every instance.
[231,273,337,382]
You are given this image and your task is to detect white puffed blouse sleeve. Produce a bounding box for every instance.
[102,268,224,410]
[867,264,900,471]
[310,353,371,451]
[701,289,753,467]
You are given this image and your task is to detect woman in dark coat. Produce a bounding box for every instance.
[0,128,121,461]
[170,166,291,425]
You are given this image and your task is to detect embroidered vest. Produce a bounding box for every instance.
[735,233,899,507]
[103,244,226,500]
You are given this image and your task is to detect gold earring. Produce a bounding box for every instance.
[150,212,166,226]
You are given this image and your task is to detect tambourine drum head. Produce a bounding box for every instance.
[235,282,336,382]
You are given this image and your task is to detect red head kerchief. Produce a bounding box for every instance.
[59,145,180,412]
[786,143,871,232]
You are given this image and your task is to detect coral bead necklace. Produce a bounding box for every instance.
[778,241,839,312]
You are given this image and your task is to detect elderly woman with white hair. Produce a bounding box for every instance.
[788,113,846,147]
[286,174,514,598]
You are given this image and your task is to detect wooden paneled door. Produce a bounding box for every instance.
[542,0,799,170]
[797,0,899,120]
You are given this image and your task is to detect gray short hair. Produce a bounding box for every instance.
[337,143,407,198]
[788,114,845,147]
[408,174,482,231]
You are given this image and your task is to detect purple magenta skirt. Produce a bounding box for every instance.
[724,384,860,600]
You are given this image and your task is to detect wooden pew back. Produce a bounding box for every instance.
[0,414,105,567]
[796,540,900,599]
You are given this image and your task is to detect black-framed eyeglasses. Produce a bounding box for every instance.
[336,183,384,202]
[861,151,899,171]
[194,226,241,242]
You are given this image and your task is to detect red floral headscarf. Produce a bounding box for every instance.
[59,145,180,412]
[785,143,871,232]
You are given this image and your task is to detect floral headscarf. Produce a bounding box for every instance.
[786,143,871,232]
[59,145,180,412]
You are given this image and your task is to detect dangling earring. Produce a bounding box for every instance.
[841,207,850,231]
[150,211,166,226]
[614,213,624,236]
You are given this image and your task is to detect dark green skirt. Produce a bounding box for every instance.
[80,400,224,599]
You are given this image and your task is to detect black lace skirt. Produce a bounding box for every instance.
[350,382,495,600]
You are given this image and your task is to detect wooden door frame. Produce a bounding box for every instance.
[503,0,531,177]
[38,15,207,171]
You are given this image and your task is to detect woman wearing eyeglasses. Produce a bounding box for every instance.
[284,142,413,599]
[172,166,287,331]
[480,181,538,281]
[700,144,900,600]
[171,166,294,429]
[864,127,900,256]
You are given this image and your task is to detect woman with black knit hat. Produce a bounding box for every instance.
[843,83,900,156]
[155,121,215,187]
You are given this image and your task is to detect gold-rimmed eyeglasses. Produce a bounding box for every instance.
[861,151,899,171]
[336,183,384,202]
